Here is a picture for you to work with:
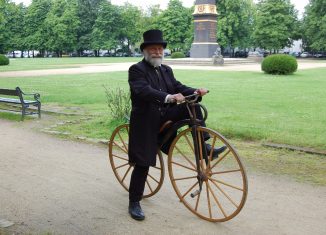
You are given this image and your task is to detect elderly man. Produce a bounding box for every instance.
[127,29,226,221]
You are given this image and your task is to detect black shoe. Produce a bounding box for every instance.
[128,201,145,221]
[206,144,227,160]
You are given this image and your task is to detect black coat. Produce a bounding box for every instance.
[128,59,196,166]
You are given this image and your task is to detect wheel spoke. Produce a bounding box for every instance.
[152,165,161,170]
[205,181,212,219]
[121,165,132,183]
[174,145,197,170]
[208,176,243,191]
[211,169,241,175]
[112,141,128,154]
[207,136,217,168]
[146,179,154,193]
[207,181,227,218]
[174,175,197,181]
[117,131,128,152]
[183,134,194,154]
[171,161,197,172]
[114,162,129,170]
[210,178,239,208]
[210,149,231,169]
[112,154,128,161]
[147,173,160,184]
[181,181,199,199]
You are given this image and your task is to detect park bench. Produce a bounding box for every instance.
[0,87,41,121]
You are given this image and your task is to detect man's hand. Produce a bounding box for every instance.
[169,93,185,103]
[195,88,209,96]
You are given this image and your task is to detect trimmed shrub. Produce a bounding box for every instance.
[171,52,185,59]
[0,54,9,66]
[262,54,298,75]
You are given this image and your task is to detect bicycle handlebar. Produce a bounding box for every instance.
[182,90,210,104]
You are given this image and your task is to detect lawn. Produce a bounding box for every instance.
[0,57,140,72]
[0,67,325,151]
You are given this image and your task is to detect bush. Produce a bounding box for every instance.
[104,86,131,121]
[0,54,9,66]
[262,54,298,75]
[171,52,185,59]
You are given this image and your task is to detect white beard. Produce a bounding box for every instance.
[143,50,164,67]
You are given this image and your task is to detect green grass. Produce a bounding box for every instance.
[0,68,326,151]
[235,139,326,185]
[0,57,140,71]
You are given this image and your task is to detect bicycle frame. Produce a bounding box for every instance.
[158,94,208,197]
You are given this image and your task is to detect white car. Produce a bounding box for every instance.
[300,52,310,58]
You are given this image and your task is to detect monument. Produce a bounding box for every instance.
[190,0,220,59]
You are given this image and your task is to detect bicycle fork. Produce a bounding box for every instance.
[190,125,207,198]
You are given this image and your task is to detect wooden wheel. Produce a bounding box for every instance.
[108,124,164,198]
[168,127,248,222]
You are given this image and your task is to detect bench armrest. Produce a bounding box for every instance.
[21,92,41,101]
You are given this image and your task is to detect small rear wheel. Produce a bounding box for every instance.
[168,126,248,222]
[108,124,164,198]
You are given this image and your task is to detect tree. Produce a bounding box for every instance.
[76,0,105,55]
[217,0,255,56]
[119,3,143,55]
[303,0,326,52]
[158,0,192,52]
[252,0,299,52]
[44,0,80,56]
[25,0,52,57]
[91,1,122,55]
[7,3,27,57]
[0,1,26,55]
[0,0,8,54]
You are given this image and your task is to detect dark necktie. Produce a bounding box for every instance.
[154,67,161,80]
[154,67,166,92]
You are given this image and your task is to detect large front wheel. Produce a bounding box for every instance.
[168,127,248,222]
[108,124,164,198]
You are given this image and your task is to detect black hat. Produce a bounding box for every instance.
[140,29,167,51]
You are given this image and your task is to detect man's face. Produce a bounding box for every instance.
[143,44,164,67]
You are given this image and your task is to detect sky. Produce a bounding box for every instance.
[13,0,310,16]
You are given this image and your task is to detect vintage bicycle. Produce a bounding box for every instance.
[108,93,248,222]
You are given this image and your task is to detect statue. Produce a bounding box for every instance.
[212,46,224,65]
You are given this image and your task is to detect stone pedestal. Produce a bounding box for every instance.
[190,0,219,58]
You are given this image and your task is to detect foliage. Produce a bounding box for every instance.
[25,0,52,56]
[302,0,326,52]
[0,54,9,65]
[103,86,131,121]
[157,0,192,52]
[91,1,122,52]
[44,0,80,56]
[261,54,298,74]
[171,52,185,58]
[76,0,105,55]
[217,0,255,54]
[119,3,143,55]
[253,0,299,51]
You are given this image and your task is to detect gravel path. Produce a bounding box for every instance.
[1,119,326,235]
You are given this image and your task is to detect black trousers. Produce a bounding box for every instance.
[129,104,207,202]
